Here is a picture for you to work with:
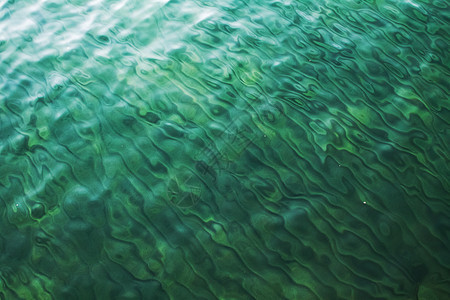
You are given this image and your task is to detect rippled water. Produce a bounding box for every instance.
[1,0,449,299]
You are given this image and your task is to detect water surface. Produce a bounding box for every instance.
[0,0,449,299]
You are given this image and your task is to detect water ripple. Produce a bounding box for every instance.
[0,0,449,299]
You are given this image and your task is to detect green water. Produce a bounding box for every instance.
[1,0,449,299]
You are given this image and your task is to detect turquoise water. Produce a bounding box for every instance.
[1,0,449,299]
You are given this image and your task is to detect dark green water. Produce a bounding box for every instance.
[1,0,449,299]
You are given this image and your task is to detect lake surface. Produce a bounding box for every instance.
[0,0,449,299]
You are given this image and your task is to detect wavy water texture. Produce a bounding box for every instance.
[0,0,449,299]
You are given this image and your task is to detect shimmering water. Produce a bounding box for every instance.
[1,0,449,299]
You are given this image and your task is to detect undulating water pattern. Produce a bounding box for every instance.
[1,0,449,299]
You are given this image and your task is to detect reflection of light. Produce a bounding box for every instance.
[405,0,420,8]
[141,4,218,56]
